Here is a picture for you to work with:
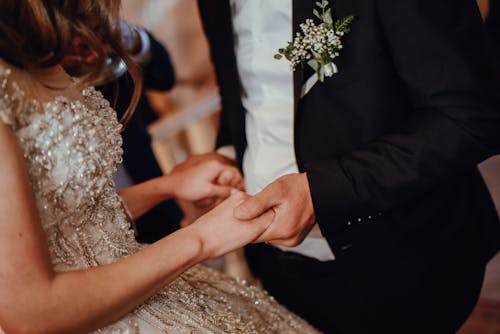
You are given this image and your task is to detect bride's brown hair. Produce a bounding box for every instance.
[0,0,142,124]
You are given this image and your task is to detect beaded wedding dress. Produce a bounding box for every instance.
[0,61,320,334]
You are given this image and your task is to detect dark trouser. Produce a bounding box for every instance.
[245,242,484,334]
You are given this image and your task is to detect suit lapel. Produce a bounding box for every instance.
[197,0,235,66]
[292,0,315,170]
[197,0,243,108]
[293,0,315,110]
[198,0,247,161]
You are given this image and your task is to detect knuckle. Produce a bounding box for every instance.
[284,237,302,247]
[278,240,294,247]
[209,159,220,168]
[218,171,230,182]
[272,181,287,198]
[227,168,238,178]
[207,183,216,192]
[225,169,237,180]
[284,230,296,241]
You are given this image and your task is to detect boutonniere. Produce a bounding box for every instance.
[274,0,354,97]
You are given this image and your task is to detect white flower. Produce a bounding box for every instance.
[274,0,354,82]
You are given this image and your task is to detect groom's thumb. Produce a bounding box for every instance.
[234,191,273,221]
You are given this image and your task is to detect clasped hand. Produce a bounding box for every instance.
[177,153,317,248]
[166,153,245,205]
[234,173,316,247]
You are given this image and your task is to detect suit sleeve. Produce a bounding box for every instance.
[305,0,500,234]
[487,0,500,64]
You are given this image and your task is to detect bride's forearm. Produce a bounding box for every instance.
[1,228,204,334]
[118,176,174,219]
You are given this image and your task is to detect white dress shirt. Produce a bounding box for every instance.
[230,0,335,261]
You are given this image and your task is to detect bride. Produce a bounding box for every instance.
[0,1,320,333]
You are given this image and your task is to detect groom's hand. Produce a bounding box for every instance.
[234,173,316,247]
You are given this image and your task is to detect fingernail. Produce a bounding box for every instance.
[234,204,246,218]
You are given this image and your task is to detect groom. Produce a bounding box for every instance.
[196,0,500,333]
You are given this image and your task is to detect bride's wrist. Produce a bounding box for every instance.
[183,219,222,262]
[148,174,176,201]
[175,225,207,264]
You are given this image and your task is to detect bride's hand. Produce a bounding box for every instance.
[186,191,275,259]
[166,159,244,203]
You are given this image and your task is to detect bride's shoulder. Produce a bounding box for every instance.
[0,58,14,125]
[0,57,24,93]
[0,56,9,68]
[0,58,26,127]
[0,57,13,84]
[0,57,15,77]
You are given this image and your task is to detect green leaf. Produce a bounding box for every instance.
[274,54,283,60]
[322,0,329,8]
[335,15,355,34]
[313,9,321,19]
[315,2,324,9]
[324,8,333,24]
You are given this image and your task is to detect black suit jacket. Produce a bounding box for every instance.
[198,0,500,262]
[487,0,500,65]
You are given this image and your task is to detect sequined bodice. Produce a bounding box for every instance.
[0,64,321,334]
[0,66,139,271]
